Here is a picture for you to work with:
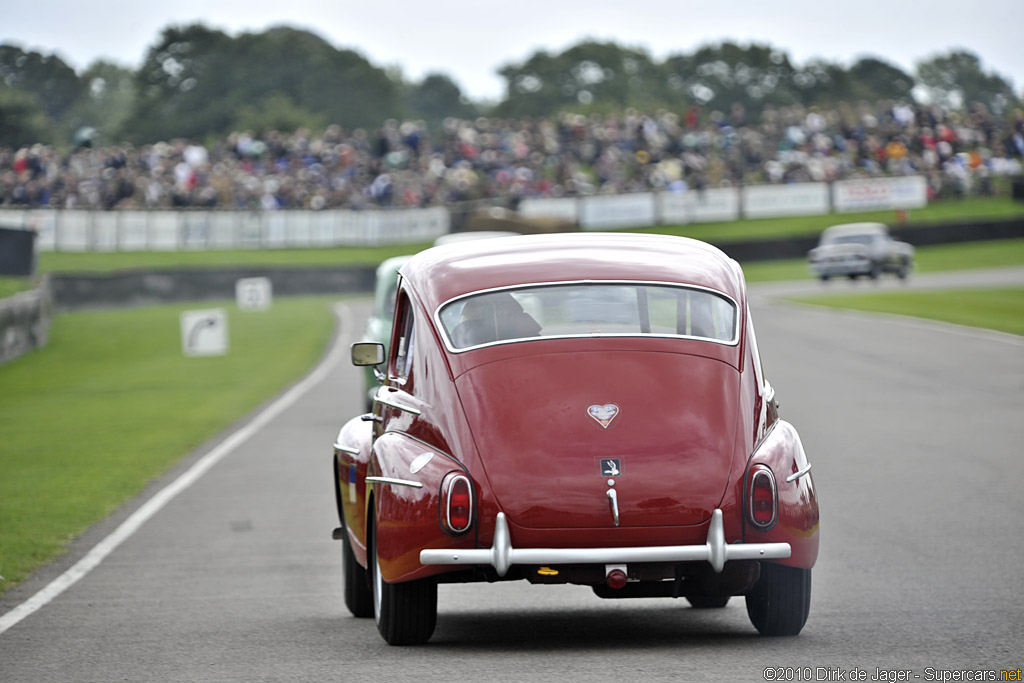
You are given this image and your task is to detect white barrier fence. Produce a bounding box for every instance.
[0,177,927,250]
[0,206,450,252]
[521,176,928,230]
[659,187,742,224]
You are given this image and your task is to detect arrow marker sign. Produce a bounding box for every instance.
[180,308,228,357]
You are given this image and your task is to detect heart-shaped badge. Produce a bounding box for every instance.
[587,403,620,429]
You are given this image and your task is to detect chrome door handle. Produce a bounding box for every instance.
[606,488,620,527]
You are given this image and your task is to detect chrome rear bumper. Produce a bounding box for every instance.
[419,509,791,577]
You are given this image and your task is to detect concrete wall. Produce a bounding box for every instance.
[0,278,52,365]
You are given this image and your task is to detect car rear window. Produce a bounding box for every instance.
[438,282,738,351]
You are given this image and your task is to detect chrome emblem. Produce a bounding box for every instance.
[587,403,620,429]
[601,458,621,476]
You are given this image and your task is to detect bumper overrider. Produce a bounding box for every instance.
[420,509,791,577]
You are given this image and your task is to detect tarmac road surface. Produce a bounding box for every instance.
[1,272,1022,682]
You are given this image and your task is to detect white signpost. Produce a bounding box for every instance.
[235,277,273,312]
[180,308,228,357]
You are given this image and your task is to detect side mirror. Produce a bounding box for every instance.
[351,342,385,367]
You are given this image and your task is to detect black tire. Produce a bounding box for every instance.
[342,529,373,618]
[897,259,909,280]
[370,518,437,645]
[819,274,830,282]
[869,263,880,280]
[745,563,811,636]
[686,595,730,609]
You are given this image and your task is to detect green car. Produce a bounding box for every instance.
[360,234,523,409]
[360,255,412,410]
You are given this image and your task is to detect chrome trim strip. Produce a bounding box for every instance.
[373,390,422,416]
[786,462,812,483]
[365,476,423,489]
[442,330,738,355]
[334,444,359,455]
[433,280,740,354]
[420,509,790,577]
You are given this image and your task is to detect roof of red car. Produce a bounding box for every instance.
[400,232,745,311]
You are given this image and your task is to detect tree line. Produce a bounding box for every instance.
[1,23,1020,149]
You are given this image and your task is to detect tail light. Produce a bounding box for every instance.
[748,465,778,529]
[440,473,473,534]
[605,565,628,590]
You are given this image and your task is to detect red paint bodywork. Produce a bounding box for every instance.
[333,233,819,586]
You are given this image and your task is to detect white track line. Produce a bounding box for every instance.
[0,302,353,635]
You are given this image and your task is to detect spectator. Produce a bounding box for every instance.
[1,99,1021,211]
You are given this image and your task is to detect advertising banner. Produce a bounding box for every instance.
[661,188,741,224]
[580,193,657,230]
[518,198,580,223]
[833,176,927,212]
[743,183,830,218]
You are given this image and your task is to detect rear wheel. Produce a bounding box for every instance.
[370,518,437,645]
[341,529,373,618]
[745,563,811,636]
[686,595,730,609]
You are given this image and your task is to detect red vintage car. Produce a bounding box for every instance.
[333,233,819,645]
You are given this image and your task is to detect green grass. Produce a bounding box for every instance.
[740,238,1024,283]
[789,287,1024,336]
[0,296,337,594]
[38,242,435,274]
[0,277,34,298]
[739,259,811,283]
[909,238,1024,273]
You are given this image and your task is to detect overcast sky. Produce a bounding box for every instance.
[4,0,1023,102]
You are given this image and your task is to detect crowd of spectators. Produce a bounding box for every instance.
[2,99,1023,212]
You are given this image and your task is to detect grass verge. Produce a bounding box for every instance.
[0,295,337,595]
[38,242,435,273]
[0,277,34,299]
[788,287,1024,336]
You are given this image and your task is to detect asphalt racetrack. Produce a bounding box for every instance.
[1,272,1022,682]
